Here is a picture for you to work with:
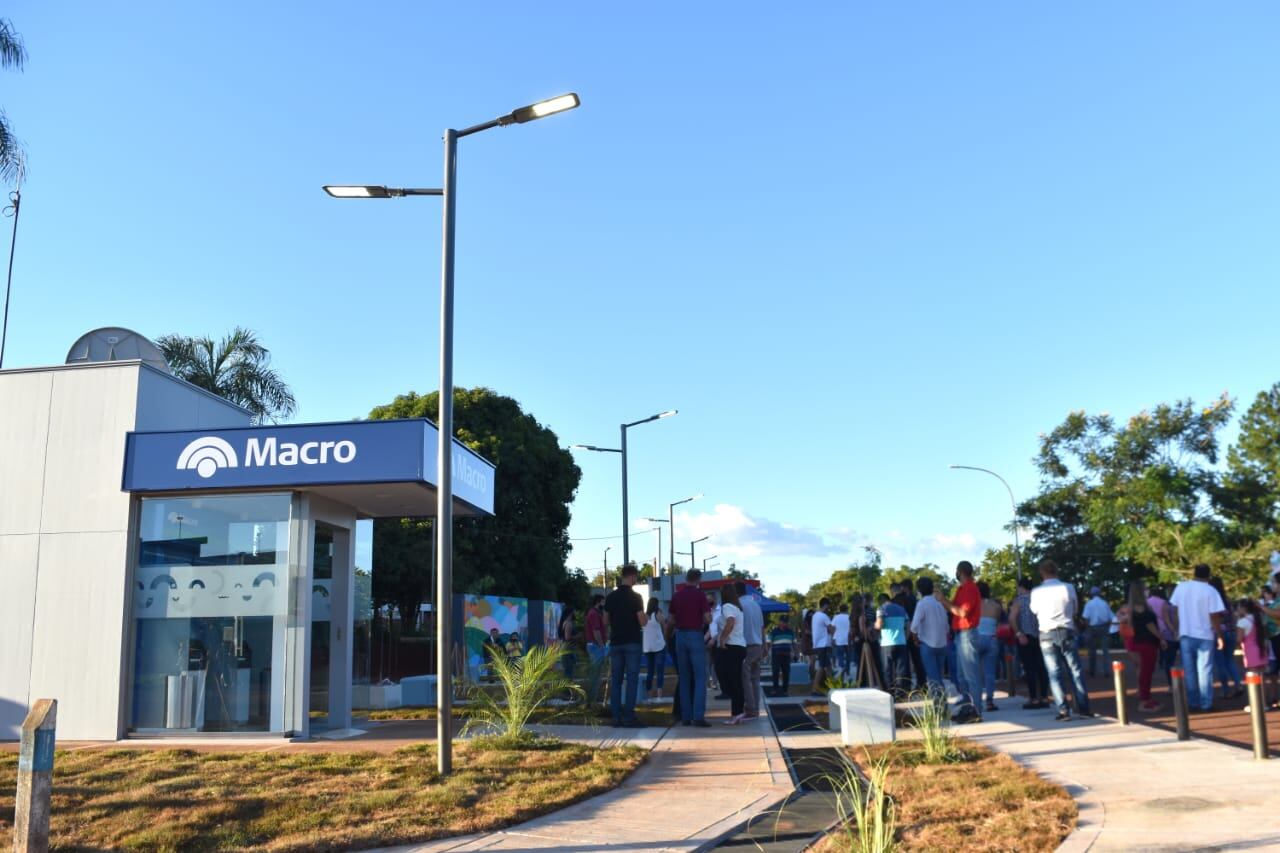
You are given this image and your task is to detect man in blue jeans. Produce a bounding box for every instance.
[603,564,647,727]
[1170,563,1227,712]
[1029,558,1092,721]
[936,561,985,723]
[669,568,713,726]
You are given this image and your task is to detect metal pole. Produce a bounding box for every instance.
[951,465,1022,580]
[435,127,458,776]
[1171,667,1190,740]
[620,424,629,568]
[656,526,662,584]
[690,539,696,572]
[1112,661,1128,725]
[0,189,21,371]
[1246,672,1269,760]
[669,503,676,574]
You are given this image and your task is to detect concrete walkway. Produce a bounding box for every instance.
[963,700,1280,852]
[382,699,794,853]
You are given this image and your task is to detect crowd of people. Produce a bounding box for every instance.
[546,555,1280,730]
[792,558,1280,723]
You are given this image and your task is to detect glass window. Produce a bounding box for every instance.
[129,494,293,733]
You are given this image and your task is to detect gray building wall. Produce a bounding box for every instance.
[0,361,248,739]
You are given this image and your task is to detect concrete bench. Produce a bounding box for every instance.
[353,683,402,710]
[400,675,437,707]
[830,688,895,745]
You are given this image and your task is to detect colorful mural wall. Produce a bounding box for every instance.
[461,594,529,671]
[542,601,562,644]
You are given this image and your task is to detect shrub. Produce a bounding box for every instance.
[826,750,898,853]
[905,686,960,764]
[461,643,584,746]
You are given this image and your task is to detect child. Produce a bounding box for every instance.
[1236,598,1276,712]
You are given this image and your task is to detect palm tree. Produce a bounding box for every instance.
[0,19,27,185]
[157,327,297,423]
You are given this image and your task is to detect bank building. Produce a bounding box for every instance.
[0,328,495,741]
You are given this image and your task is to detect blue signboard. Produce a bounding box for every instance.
[123,418,495,514]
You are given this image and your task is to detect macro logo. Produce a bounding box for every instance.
[177,436,239,479]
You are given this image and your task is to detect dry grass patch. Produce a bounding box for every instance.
[815,739,1075,852]
[0,739,643,852]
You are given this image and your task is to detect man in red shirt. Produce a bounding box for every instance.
[936,560,985,723]
[669,569,713,727]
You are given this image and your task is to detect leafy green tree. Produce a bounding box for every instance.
[774,589,805,614]
[369,387,581,603]
[1024,398,1239,588]
[1218,382,1280,537]
[373,518,434,629]
[882,563,951,597]
[0,19,26,184]
[556,568,591,614]
[157,327,297,423]
[975,547,1020,603]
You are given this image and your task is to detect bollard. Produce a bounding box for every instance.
[1246,672,1269,760]
[1112,660,1128,725]
[1005,653,1017,698]
[1170,667,1190,741]
[14,698,57,853]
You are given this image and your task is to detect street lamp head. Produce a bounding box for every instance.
[645,517,669,523]
[323,185,392,199]
[657,410,677,419]
[692,536,710,545]
[506,93,581,125]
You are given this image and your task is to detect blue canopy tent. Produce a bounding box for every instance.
[750,591,791,614]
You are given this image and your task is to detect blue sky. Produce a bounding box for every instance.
[6,3,1280,594]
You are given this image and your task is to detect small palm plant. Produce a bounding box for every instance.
[462,643,583,745]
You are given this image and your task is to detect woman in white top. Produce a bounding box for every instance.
[643,597,667,697]
[717,584,748,724]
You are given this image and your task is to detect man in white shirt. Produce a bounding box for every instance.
[1081,587,1115,677]
[909,577,949,692]
[1029,559,1093,721]
[832,604,853,678]
[737,582,765,718]
[1169,564,1227,712]
[810,598,833,695]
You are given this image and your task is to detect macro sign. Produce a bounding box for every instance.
[122,419,495,514]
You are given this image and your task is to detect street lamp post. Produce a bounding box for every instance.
[643,518,668,581]
[324,92,580,777]
[574,409,676,569]
[689,535,709,574]
[702,555,718,570]
[667,494,702,578]
[949,464,1024,580]
[603,545,612,590]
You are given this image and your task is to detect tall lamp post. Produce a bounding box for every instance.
[643,518,668,580]
[688,535,709,573]
[949,464,1023,580]
[602,545,612,590]
[324,91,580,776]
[667,494,702,577]
[702,555,718,571]
[574,409,677,568]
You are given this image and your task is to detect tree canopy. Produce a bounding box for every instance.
[369,388,581,614]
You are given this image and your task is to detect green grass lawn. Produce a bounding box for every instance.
[0,739,645,852]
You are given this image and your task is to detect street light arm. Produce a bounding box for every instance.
[624,409,678,429]
[949,465,1017,513]
[573,444,622,453]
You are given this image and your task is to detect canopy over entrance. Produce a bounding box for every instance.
[122,418,495,517]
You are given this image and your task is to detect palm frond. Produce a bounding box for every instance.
[0,20,26,70]
[0,113,25,185]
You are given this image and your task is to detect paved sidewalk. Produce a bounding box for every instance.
[382,700,794,853]
[963,701,1280,852]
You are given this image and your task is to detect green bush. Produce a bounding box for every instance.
[461,644,584,746]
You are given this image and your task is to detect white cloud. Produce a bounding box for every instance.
[674,504,847,561]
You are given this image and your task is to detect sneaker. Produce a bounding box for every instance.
[985,702,998,712]
[1055,710,1072,722]
[692,719,712,728]
[742,712,760,719]
[723,714,744,726]
[1140,701,1161,712]
[1021,701,1040,710]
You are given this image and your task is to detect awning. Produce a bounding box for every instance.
[122,418,495,518]
[752,592,791,614]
